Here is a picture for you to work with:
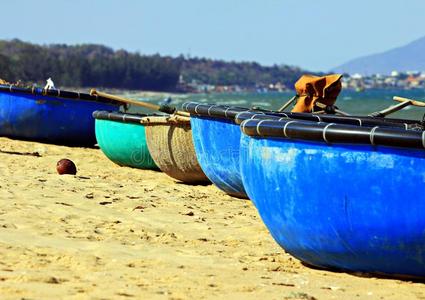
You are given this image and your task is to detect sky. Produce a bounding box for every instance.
[1,0,425,72]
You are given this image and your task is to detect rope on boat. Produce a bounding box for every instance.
[140,115,191,126]
[422,131,425,149]
[322,123,336,144]
[369,126,379,146]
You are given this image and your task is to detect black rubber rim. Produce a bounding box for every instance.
[241,118,425,150]
[0,84,122,106]
[182,102,423,130]
[93,111,147,124]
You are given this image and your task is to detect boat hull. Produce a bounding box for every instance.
[190,116,247,198]
[0,91,118,145]
[94,119,157,169]
[143,116,210,184]
[184,102,423,199]
[240,135,425,277]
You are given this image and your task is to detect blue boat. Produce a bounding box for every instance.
[0,85,121,145]
[239,117,425,277]
[183,102,420,199]
[183,102,248,198]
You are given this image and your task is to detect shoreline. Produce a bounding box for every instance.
[0,137,424,299]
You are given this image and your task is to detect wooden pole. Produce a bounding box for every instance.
[368,100,412,117]
[90,89,160,110]
[90,89,190,117]
[277,96,297,112]
[393,96,425,107]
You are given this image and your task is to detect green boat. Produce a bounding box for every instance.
[93,111,157,169]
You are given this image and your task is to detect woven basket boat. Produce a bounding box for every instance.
[141,115,209,184]
[240,117,425,277]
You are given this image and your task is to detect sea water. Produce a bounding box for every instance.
[128,89,425,121]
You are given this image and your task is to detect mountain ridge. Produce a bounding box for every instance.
[332,36,425,75]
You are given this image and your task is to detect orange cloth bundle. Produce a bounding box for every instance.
[292,74,343,113]
[0,78,10,85]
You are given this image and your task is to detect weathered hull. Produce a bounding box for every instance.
[143,116,210,184]
[94,112,157,169]
[0,88,119,145]
[240,119,425,277]
[190,116,247,198]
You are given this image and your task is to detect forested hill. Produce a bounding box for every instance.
[0,39,308,91]
[180,58,305,88]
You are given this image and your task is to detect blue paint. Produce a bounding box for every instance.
[190,116,247,198]
[240,135,425,277]
[0,90,119,145]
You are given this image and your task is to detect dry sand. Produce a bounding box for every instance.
[0,137,424,300]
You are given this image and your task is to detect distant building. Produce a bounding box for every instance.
[391,71,399,77]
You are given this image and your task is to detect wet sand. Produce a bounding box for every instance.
[0,137,423,299]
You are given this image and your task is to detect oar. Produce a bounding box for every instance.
[393,96,425,107]
[368,100,412,117]
[277,96,297,112]
[90,89,190,117]
[368,96,425,117]
[355,95,425,118]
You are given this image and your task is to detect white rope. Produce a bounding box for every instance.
[234,111,246,122]
[322,123,335,144]
[370,126,379,146]
[355,118,362,126]
[241,119,250,134]
[207,105,217,116]
[279,113,289,121]
[194,104,201,114]
[224,107,231,118]
[256,120,266,136]
[283,120,297,138]
[422,131,425,149]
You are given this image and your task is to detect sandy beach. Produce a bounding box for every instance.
[0,137,424,300]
